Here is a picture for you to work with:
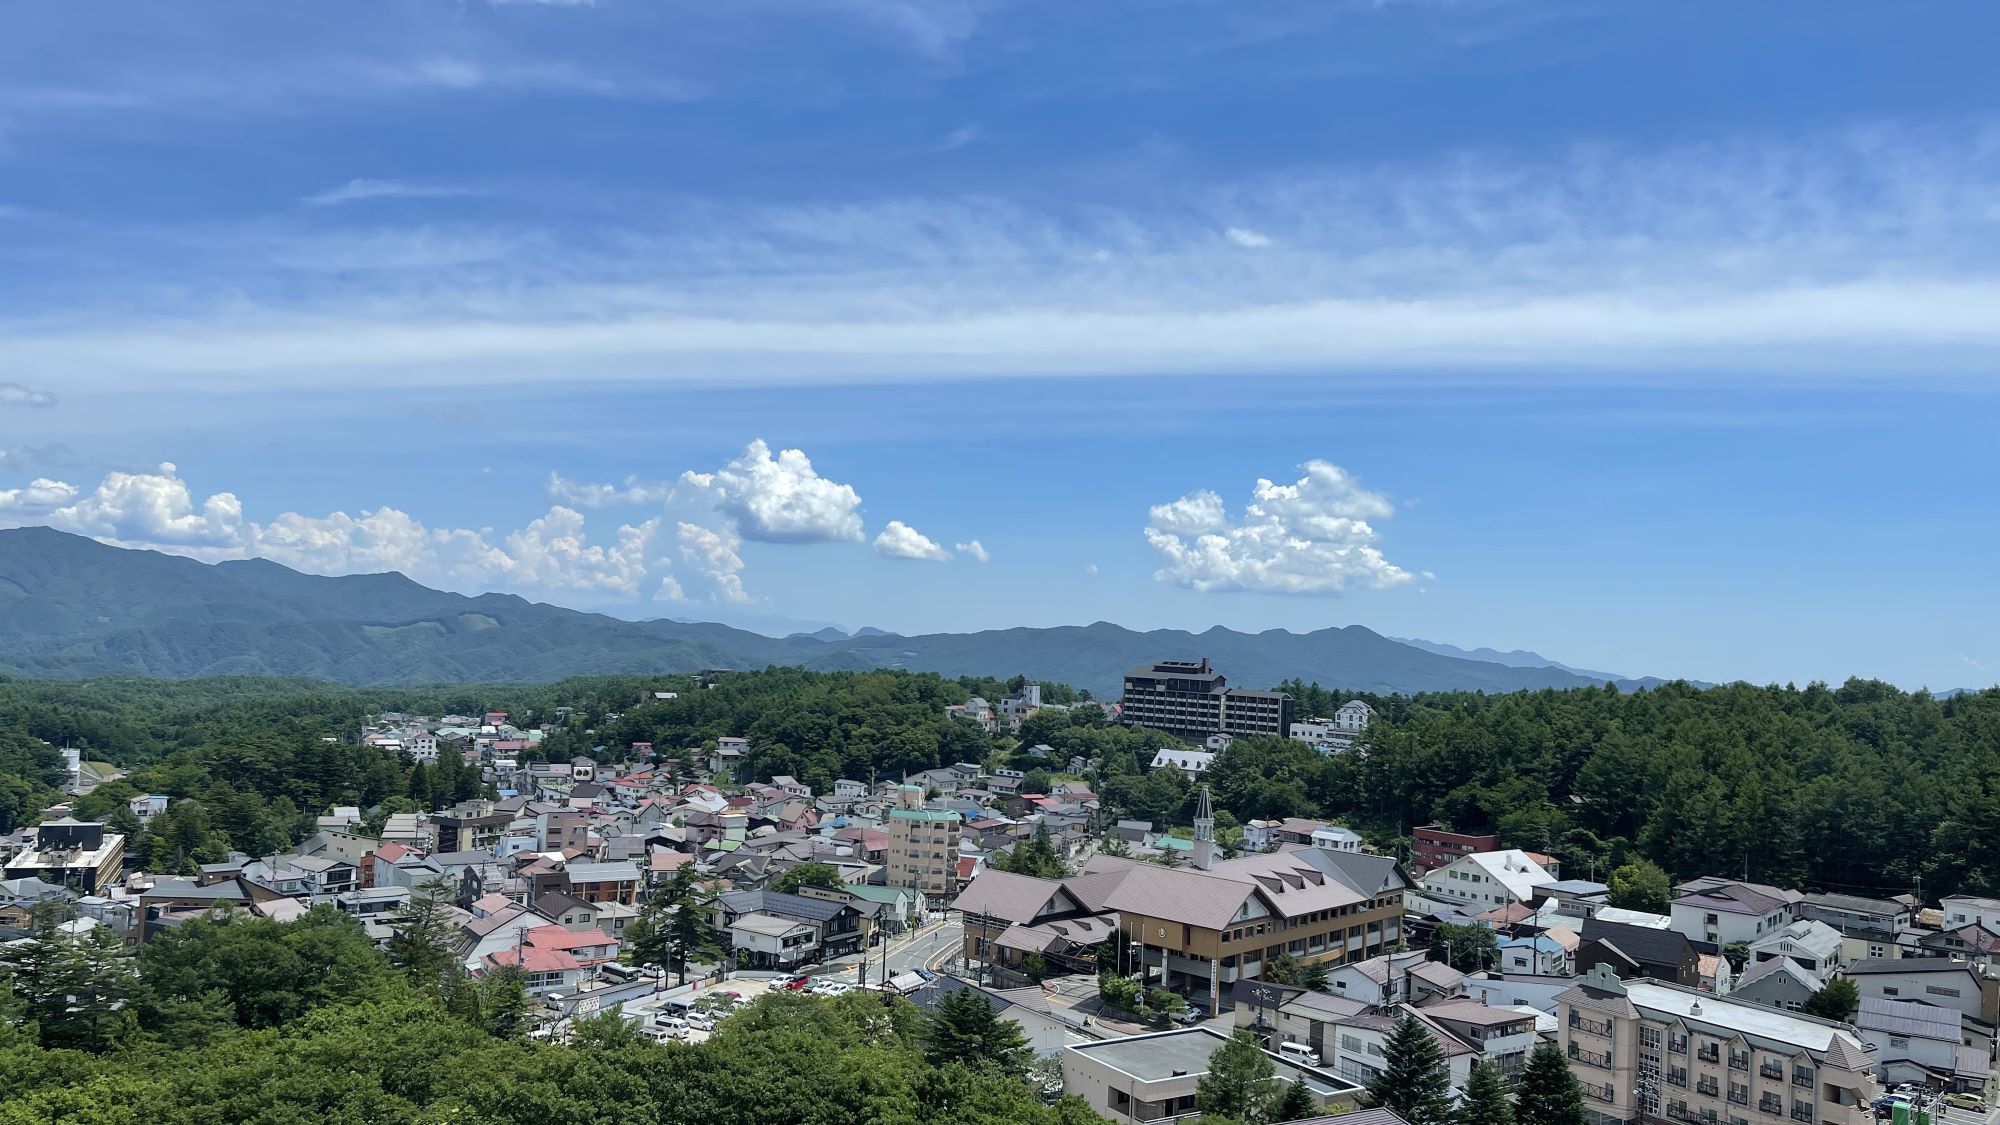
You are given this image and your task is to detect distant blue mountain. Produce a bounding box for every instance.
[0,527,1688,695]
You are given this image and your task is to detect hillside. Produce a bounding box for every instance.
[0,527,1642,695]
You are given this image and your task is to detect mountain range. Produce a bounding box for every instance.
[0,527,1675,696]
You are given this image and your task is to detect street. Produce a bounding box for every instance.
[814,918,964,985]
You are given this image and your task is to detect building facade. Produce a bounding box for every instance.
[1555,963,1879,1125]
[886,784,964,897]
[3,818,125,894]
[1409,826,1501,876]
[1119,659,1292,739]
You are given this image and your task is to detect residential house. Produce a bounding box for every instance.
[770,775,813,800]
[1555,963,1880,1125]
[481,946,580,997]
[1419,849,1556,910]
[128,794,168,822]
[1147,748,1215,776]
[1799,891,1912,963]
[1498,929,1574,976]
[1854,995,1994,1092]
[1730,956,1826,1012]
[429,802,513,854]
[1576,916,1701,987]
[1941,894,2000,933]
[564,860,643,905]
[1324,950,1464,1008]
[1324,1011,1473,1092]
[1842,958,1996,1025]
[1669,877,1802,949]
[1916,923,2000,973]
[713,889,867,962]
[1231,978,1369,1060]
[1747,919,1844,982]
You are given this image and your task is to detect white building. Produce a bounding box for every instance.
[1747,919,1845,982]
[1669,878,1802,948]
[1941,894,2000,933]
[1420,849,1557,910]
[1148,748,1215,776]
[1332,700,1373,734]
[1310,825,1363,853]
[1842,958,1990,1024]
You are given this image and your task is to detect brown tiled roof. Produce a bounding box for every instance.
[952,870,1082,925]
[1102,864,1256,931]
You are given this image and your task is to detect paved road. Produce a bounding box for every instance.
[815,919,964,985]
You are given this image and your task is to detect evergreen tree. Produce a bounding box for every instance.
[478,964,532,1038]
[1270,1077,1317,1123]
[628,865,719,986]
[1195,1030,1279,1124]
[386,878,463,994]
[1366,1015,1455,1125]
[1515,1041,1587,1125]
[1457,1059,1515,1125]
[924,986,1031,1076]
[1801,976,1859,1022]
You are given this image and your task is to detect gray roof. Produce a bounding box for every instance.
[1844,956,1977,976]
[717,889,851,923]
[1857,995,1960,1041]
[1581,916,1694,969]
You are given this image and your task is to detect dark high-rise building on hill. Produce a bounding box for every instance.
[1119,658,1292,739]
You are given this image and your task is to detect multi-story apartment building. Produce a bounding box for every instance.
[1119,659,1292,739]
[429,801,513,854]
[1556,963,1880,1125]
[886,784,963,897]
[1408,825,1502,876]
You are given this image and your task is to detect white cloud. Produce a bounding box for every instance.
[1085,563,1099,575]
[544,471,675,509]
[874,520,950,561]
[680,439,864,544]
[654,575,687,601]
[955,539,989,563]
[1146,490,1230,535]
[1144,459,1414,596]
[46,462,245,546]
[5,462,672,598]
[1224,226,1273,248]
[303,178,475,207]
[0,477,78,511]
[676,521,749,602]
[0,382,57,408]
[17,125,2000,391]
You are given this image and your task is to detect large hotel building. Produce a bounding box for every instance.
[1119,659,1292,739]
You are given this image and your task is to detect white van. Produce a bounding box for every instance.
[1276,1041,1319,1067]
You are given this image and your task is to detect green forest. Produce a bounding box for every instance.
[0,901,1101,1124]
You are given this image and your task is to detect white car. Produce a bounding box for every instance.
[685,1011,716,1031]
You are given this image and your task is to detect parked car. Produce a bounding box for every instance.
[1943,1092,1986,1111]
[685,1011,716,1031]
[1276,1041,1320,1068]
[778,973,810,991]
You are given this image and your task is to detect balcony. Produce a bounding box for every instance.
[1791,1072,1815,1089]
[1697,1047,1721,1064]
[1569,1013,1613,1037]
[1729,1053,1751,1071]
[1760,1063,1785,1080]
[1696,1079,1719,1097]
[1791,1109,1814,1123]
[1567,1043,1613,1069]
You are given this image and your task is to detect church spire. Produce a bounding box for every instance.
[1192,784,1215,869]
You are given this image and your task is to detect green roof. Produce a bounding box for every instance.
[889,808,962,823]
[841,885,913,904]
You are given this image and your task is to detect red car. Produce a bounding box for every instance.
[778,974,809,991]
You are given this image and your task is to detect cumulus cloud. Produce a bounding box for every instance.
[1144,460,1414,596]
[1224,226,1272,248]
[680,439,863,543]
[0,477,78,511]
[0,382,57,408]
[955,539,989,563]
[544,470,674,509]
[5,462,671,598]
[676,521,749,602]
[46,462,245,546]
[874,520,950,561]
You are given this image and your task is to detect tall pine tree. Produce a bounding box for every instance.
[1365,1015,1455,1125]
[1457,1059,1514,1125]
[1514,1041,1587,1125]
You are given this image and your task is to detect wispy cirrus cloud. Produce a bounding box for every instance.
[303,179,478,207]
[0,382,56,407]
[11,124,2000,391]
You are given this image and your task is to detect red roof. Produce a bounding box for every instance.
[486,946,579,974]
[374,842,413,863]
[651,850,694,873]
[956,855,980,879]
[525,925,615,951]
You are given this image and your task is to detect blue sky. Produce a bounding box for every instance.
[2,0,1997,689]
